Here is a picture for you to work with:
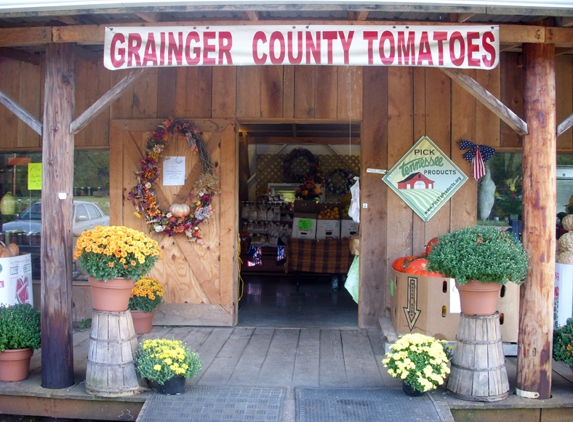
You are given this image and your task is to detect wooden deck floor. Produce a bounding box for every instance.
[0,325,572,421]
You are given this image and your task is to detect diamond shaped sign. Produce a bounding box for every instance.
[383,136,468,222]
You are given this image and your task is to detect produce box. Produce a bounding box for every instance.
[316,203,340,240]
[390,269,519,342]
[340,218,359,238]
[292,200,317,239]
[0,253,33,306]
[555,263,573,327]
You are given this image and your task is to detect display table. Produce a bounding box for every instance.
[286,238,353,277]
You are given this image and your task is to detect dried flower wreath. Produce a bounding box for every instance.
[127,118,219,243]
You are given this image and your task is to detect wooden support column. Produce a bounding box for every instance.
[41,43,76,389]
[359,67,388,327]
[517,43,556,400]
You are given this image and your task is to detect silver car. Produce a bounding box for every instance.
[3,200,109,236]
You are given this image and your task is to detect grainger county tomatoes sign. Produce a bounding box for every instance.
[382,136,468,222]
[104,25,499,70]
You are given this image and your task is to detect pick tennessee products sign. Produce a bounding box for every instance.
[382,136,468,222]
[104,25,499,70]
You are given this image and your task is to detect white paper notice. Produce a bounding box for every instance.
[163,156,185,186]
[450,280,461,313]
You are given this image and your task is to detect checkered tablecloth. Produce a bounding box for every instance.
[286,238,353,274]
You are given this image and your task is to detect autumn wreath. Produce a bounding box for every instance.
[127,118,219,243]
[283,148,321,183]
[326,168,354,196]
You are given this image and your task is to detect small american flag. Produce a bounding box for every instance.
[460,140,495,180]
[473,147,485,180]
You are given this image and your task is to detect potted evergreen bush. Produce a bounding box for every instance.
[553,317,573,372]
[427,225,529,315]
[0,303,41,382]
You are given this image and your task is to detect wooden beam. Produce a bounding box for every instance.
[0,88,42,135]
[546,27,573,47]
[517,42,556,401]
[357,12,369,21]
[441,67,528,136]
[70,68,147,135]
[0,22,549,48]
[0,47,41,65]
[242,11,259,21]
[135,12,161,22]
[0,27,51,47]
[557,114,573,136]
[41,42,76,389]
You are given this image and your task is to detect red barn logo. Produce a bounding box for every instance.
[397,172,435,190]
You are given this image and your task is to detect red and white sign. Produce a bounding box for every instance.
[104,25,499,70]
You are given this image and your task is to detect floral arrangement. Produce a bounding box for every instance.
[74,226,161,281]
[134,338,202,385]
[427,225,529,285]
[326,168,354,196]
[129,276,164,313]
[553,317,573,366]
[127,118,219,243]
[283,148,321,183]
[382,333,450,393]
[295,179,322,201]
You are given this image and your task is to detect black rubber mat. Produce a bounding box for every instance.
[137,386,285,422]
[296,387,447,422]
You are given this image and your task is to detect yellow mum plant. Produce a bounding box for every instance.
[129,277,164,313]
[134,339,202,385]
[74,226,161,281]
[382,333,450,393]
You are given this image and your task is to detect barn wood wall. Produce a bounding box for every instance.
[1,53,572,326]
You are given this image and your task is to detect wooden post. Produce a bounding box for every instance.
[360,67,388,327]
[517,43,556,400]
[41,43,76,389]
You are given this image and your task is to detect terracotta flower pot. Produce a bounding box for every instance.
[88,276,135,312]
[456,280,502,316]
[131,310,154,335]
[0,348,34,382]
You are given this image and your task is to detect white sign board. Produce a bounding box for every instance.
[104,25,499,70]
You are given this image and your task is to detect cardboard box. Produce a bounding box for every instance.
[555,263,573,327]
[292,200,317,239]
[316,219,340,240]
[390,269,519,342]
[0,253,33,306]
[340,219,359,238]
[316,203,341,240]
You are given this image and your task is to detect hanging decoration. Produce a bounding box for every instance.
[460,140,496,180]
[283,148,321,183]
[326,168,355,196]
[127,118,219,243]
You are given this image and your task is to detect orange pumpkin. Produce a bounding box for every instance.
[6,243,19,257]
[404,257,443,277]
[425,237,439,255]
[392,255,422,273]
[169,203,191,218]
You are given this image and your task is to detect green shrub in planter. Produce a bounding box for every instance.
[0,303,41,352]
[553,317,573,366]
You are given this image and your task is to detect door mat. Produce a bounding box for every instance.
[296,387,449,422]
[137,386,285,422]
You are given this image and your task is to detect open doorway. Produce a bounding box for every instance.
[237,122,360,328]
